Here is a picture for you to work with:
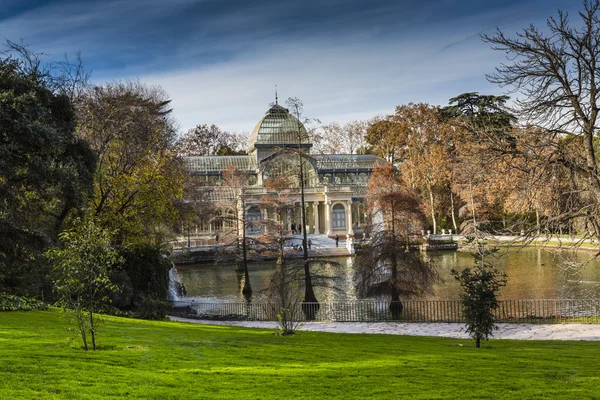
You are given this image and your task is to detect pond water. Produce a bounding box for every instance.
[175,248,600,302]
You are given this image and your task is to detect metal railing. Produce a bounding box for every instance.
[169,299,600,324]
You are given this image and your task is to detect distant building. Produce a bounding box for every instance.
[177,103,385,247]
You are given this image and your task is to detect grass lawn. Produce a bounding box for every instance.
[1,310,599,399]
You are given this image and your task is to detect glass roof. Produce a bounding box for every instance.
[185,156,256,173]
[313,154,385,171]
[248,104,309,149]
[184,153,386,173]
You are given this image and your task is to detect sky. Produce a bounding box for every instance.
[0,0,581,134]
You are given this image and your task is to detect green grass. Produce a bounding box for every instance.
[1,310,599,399]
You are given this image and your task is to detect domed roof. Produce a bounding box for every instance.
[248,104,310,149]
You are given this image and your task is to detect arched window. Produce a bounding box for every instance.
[212,209,223,231]
[348,173,357,183]
[247,206,262,232]
[224,208,235,228]
[358,173,368,184]
[332,204,346,229]
[263,154,316,187]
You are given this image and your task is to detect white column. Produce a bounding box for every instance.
[324,200,332,235]
[313,201,320,234]
[262,209,268,232]
[346,200,354,236]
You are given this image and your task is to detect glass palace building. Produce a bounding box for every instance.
[179,103,385,247]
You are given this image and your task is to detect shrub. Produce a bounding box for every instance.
[0,293,49,311]
[451,265,507,348]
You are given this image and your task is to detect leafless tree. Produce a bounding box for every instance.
[3,39,90,100]
[481,0,600,243]
[320,120,368,155]
[176,124,248,156]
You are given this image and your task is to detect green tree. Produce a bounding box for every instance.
[75,82,183,246]
[47,219,122,350]
[452,258,507,348]
[0,49,96,297]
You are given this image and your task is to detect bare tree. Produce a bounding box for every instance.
[284,97,320,314]
[213,166,258,297]
[176,124,247,156]
[320,120,368,154]
[481,0,600,241]
[3,40,90,100]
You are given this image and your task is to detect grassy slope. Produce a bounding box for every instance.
[0,311,599,399]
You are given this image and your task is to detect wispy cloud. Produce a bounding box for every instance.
[0,0,581,134]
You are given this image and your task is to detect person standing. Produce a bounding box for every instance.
[335,235,339,248]
[308,238,312,250]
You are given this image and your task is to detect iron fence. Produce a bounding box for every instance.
[169,299,600,324]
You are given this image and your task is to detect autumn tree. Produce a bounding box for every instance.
[356,163,437,316]
[365,117,407,165]
[389,103,455,234]
[76,81,183,246]
[442,93,522,234]
[478,0,600,239]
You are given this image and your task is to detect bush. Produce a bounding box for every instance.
[134,296,170,320]
[0,293,49,311]
[107,244,172,319]
[451,265,507,348]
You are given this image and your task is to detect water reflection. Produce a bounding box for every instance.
[175,248,600,302]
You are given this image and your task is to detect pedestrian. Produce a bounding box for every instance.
[308,238,312,250]
[335,235,339,248]
[291,223,296,234]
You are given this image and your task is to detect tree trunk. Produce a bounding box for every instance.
[450,190,458,232]
[88,285,96,350]
[389,252,403,318]
[535,208,540,236]
[475,337,481,348]
[76,309,88,351]
[298,152,318,319]
[428,183,436,234]
[89,310,96,351]
[240,195,252,296]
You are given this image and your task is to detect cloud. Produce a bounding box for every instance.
[0,0,582,136]
[139,32,505,134]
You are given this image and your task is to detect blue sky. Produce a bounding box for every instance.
[0,0,580,134]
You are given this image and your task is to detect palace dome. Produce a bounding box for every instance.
[247,104,310,150]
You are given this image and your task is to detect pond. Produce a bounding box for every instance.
[174,248,600,302]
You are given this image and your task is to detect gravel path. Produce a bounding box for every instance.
[168,317,600,341]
